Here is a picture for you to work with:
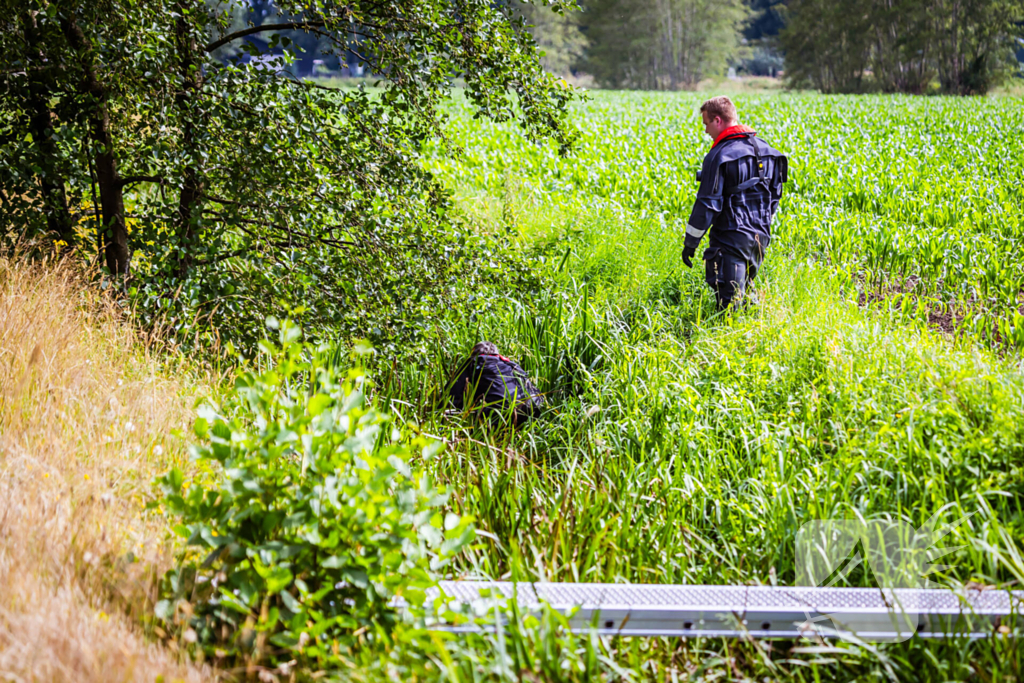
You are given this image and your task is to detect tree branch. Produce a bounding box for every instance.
[119,175,164,189]
[194,246,250,266]
[204,21,326,53]
[201,209,357,249]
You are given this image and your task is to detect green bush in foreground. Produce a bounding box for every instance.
[154,320,474,670]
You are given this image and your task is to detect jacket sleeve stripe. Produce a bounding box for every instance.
[686,223,707,238]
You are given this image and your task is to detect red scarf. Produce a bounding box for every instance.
[711,124,756,149]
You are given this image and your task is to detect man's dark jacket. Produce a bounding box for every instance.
[448,353,545,420]
[685,129,787,262]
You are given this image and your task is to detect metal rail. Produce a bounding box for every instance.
[428,582,1023,640]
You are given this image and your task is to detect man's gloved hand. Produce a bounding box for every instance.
[681,245,695,268]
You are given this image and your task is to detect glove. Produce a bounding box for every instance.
[681,245,695,268]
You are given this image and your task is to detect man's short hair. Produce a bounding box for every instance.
[700,96,737,124]
[471,341,499,357]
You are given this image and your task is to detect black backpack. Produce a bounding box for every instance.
[448,353,545,421]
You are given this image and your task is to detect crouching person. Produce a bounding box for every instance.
[447,341,545,426]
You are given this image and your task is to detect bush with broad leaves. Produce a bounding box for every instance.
[154,319,473,668]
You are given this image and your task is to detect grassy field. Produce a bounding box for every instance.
[370,91,1024,680]
[5,90,1024,682]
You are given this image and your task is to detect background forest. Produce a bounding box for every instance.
[230,0,1024,93]
[539,0,1024,93]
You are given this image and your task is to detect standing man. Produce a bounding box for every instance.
[681,96,787,309]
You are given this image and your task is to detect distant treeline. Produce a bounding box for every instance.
[780,0,1024,94]
[228,1,1022,94]
[520,0,1023,94]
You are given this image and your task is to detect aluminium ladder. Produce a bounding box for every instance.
[427,581,1023,640]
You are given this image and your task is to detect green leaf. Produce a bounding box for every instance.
[342,568,369,589]
[321,555,347,569]
[387,455,412,478]
[279,589,302,614]
[308,393,332,416]
[262,566,293,594]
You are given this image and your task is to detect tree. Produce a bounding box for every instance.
[0,0,155,269]
[1,0,578,351]
[743,0,786,41]
[583,0,748,89]
[726,0,786,77]
[929,0,1024,94]
[867,0,935,94]
[779,0,872,93]
[518,1,588,76]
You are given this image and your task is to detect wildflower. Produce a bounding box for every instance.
[43,473,49,478]
[153,445,164,456]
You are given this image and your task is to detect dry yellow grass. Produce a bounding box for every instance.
[0,250,212,682]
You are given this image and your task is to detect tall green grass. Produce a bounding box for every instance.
[341,91,1024,681]
[360,206,1024,680]
[429,91,1024,351]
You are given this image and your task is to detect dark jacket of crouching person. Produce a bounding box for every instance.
[447,342,545,426]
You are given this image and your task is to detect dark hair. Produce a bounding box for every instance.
[471,341,499,357]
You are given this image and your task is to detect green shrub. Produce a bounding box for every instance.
[154,319,474,669]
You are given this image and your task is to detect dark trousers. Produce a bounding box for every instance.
[703,246,762,309]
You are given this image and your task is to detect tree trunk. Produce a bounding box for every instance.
[22,12,73,244]
[174,3,205,279]
[91,108,129,274]
[61,17,129,275]
[951,0,961,93]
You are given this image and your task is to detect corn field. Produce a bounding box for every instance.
[433,91,1024,351]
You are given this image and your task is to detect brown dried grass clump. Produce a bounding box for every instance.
[0,251,212,682]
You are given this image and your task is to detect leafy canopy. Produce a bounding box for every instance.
[0,0,580,352]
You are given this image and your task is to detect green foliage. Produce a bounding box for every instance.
[154,319,474,669]
[516,1,588,77]
[433,602,620,682]
[777,0,871,93]
[0,0,580,354]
